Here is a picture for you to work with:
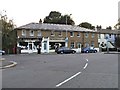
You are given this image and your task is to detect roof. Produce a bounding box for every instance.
[97,29,120,34]
[15,22,120,34]
[15,22,97,33]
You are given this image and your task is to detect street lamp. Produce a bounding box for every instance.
[65,14,72,47]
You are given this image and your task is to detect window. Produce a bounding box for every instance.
[38,31,41,36]
[22,30,26,36]
[77,32,80,37]
[85,42,89,47]
[85,33,89,38]
[30,30,34,36]
[51,31,55,36]
[91,41,94,47]
[70,32,74,37]
[77,42,81,48]
[91,33,95,38]
[98,34,101,39]
[70,42,75,48]
[59,31,62,36]
[104,34,108,39]
[109,34,111,38]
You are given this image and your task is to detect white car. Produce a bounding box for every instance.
[0,50,5,55]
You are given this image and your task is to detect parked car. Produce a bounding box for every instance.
[117,48,120,52]
[81,47,97,53]
[0,50,5,55]
[56,47,76,54]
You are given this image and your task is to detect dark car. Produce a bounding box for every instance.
[0,50,5,55]
[56,47,76,54]
[81,47,97,53]
[117,48,120,52]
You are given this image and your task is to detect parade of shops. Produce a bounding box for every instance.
[15,22,120,54]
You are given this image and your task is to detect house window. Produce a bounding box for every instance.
[91,41,94,47]
[51,31,55,36]
[98,34,101,39]
[30,30,34,36]
[77,42,81,48]
[91,33,95,38]
[85,42,89,47]
[85,33,89,38]
[22,30,26,36]
[59,31,62,36]
[38,31,41,36]
[70,32,74,37]
[104,34,108,39]
[77,32,80,37]
[70,42,75,48]
[109,34,111,38]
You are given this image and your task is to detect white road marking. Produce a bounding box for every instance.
[86,59,88,62]
[83,63,88,69]
[56,58,89,87]
[56,72,81,87]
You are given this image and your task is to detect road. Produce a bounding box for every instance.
[2,53,118,88]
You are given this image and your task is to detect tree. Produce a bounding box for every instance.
[39,19,42,23]
[114,18,120,30]
[96,25,102,30]
[0,12,16,54]
[43,11,75,25]
[115,36,120,48]
[78,22,95,29]
[106,26,112,30]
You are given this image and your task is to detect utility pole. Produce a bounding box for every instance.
[65,14,72,47]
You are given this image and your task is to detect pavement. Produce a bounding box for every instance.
[0,58,17,69]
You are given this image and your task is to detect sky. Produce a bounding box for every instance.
[0,0,119,29]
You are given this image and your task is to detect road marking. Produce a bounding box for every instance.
[56,58,89,87]
[86,59,88,62]
[83,63,88,69]
[56,72,81,87]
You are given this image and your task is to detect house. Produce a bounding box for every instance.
[97,29,120,51]
[15,22,99,53]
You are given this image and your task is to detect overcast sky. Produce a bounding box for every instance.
[0,0,119,28]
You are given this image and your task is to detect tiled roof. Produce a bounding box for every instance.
[16,22,96,33]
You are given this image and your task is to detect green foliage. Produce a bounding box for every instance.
[78,22,95,29]
[0,14,16,54]
[43,11,75,25]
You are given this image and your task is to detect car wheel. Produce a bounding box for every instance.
[86,50,89,53]
[60,51,63,54]
[72,51,75,54]
[94,50,97,53]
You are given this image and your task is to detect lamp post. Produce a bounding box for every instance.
[65,14,72,47]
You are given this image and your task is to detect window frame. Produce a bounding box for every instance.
[37,31,42,36]
[77,32,80,37]
[22,30,26,36]
[29,30,34,36]
[70,42,75,48]
[70,32,74,37]
[51,31,55,36]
